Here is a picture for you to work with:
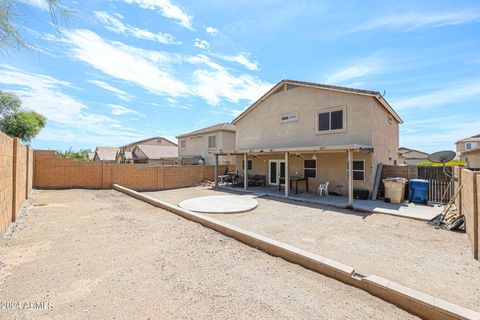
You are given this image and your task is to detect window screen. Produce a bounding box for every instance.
[208,135,216,148]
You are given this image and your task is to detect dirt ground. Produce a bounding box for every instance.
[145,186,480,312]
[0,189,417,319]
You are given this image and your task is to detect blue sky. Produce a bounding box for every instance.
[1,0,479,152]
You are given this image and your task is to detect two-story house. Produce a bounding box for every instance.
[215,80,403,206]
[456,134,480,169]
[176,123,236,165]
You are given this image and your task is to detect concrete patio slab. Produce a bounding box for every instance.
[217,185,442,221]
[179,195,258,213]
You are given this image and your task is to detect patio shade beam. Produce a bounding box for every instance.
[347,149,354,208]
[243,153,248,190]
[285,151,289,197]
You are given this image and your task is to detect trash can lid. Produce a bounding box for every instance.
[383,177,407,183]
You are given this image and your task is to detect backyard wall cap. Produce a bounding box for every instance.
[364,275,480,320]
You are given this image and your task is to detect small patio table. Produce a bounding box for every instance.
[289,176,308,194]
[218,175,229,184]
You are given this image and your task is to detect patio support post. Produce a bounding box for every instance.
[347,149,354,208]
[243,153,248,190]
[214,154,219,186]
[285,151,289,197]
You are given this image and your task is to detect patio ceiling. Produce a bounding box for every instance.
[213,144,374,155]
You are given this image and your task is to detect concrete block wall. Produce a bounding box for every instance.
[33,150,231,191]
[458,169,479,260]
[0,132,33,235]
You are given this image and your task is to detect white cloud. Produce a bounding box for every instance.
[323,55,385,85]
[123,0,193,30]
[394,81,480,110]
[108,104,142,116]
[87,79,134,101]
[351,10,480,33]
[20,0,49,11]
[0,65,140,144]
[62,29,190,97]
[205,26,219,36]
[94,11,180,45]
[194,38,210,49]
[211,52,259,71]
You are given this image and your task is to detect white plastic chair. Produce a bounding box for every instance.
[318,181,329,196]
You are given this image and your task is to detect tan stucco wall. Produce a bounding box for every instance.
[456,141,480,154]
[371,99,400,183]
[178,131,235,165]
[461,150,480,169]
[235,151,373,194]
[235,86,377,150]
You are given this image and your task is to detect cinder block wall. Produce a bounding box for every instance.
[458,168,480,260]
[34,150,232,191]
[0,133,33,235]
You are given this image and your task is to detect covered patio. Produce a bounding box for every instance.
[213,144,375,209]
[214,184,442,220]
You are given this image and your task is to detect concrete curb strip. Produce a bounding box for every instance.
[113,184,480,320]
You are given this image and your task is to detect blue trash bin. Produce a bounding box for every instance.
[409,179,429,204]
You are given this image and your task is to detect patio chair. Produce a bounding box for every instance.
[318,181,329,196]
[249,175,266,187]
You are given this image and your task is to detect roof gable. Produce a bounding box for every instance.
[232,79,403,125]
[176,122,236,139]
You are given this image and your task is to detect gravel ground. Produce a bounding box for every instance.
[145,186,480,312]
[0,189,416,319]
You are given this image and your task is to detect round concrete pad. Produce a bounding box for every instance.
[179,195,258,213]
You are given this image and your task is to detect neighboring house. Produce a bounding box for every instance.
[456,134,480,168]
[93,147,119,162]
[398,147,429,165]
[219,79,403,206]
[131,145,179,165]
[176,123,236,165]
[123,137,177,153]
[87,152,95,161]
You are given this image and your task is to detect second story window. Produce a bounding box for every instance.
[280,112,298,122]
[466,142,473,150]
[208,135,216,149]
[317,107,345,133]
[180,140,186,148]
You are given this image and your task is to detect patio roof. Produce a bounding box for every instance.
[213,144,373,155]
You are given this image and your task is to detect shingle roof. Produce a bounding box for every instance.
[95,147,119,161]
[232,79,403,124]
[455,134,480,144]
[124,136,177,147]
[134,145,178,159]
[176,123,236,139]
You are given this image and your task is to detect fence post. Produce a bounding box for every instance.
[473,173,478,259]
[11,138,18,222]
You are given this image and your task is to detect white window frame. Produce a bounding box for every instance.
[303,159,317,178]
[346,159,365,182]
[465,142,472,150]
[180,140,186,148]
[316,106,346,135]
[208,134,217,149]
[280,112,299,123]
[242,159,253,171]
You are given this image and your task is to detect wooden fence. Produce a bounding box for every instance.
[381,165,456,203]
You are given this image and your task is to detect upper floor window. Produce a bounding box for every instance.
[465,142,477,150]
[317,107,345,134]
[180,140,186,148]
[208,135,216,149]
[280,112,298,123]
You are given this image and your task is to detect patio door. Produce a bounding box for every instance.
[269,160,286,185]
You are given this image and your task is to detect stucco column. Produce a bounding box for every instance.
[285,152,289,197]
[214,154,219,186]
[243,153,248,190]
[347,149,354,208]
